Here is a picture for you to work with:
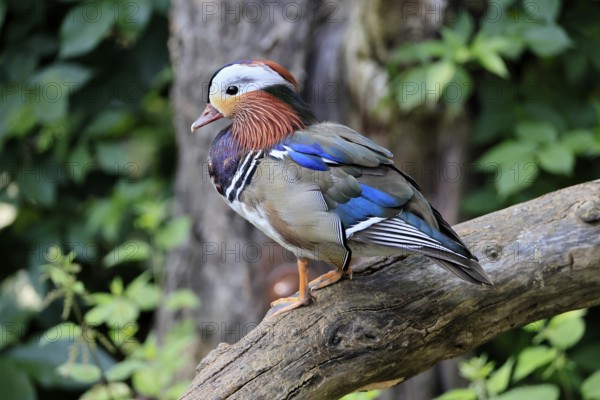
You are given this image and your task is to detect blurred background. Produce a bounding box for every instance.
[1,0,599,399]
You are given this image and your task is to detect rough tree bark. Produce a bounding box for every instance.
[181,180,600,399]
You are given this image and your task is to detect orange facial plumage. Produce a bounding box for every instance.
[231,91,305,150]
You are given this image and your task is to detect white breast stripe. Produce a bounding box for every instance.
[225,152,253,200]
[235,151,262,200]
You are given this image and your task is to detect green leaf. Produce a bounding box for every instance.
[132,367,165,397]
[390,41,447,64]
[80,382,132,400]
[523,24,571,57]
[472,34,509,77]
[113,0,152,37]
[513,346,557,381]
[433,388,477,400]
[103,240,152,267]
[485,36,522,57]
[105,359,146,381]
[459,355,494,381]
[16,167,56,206]
[449,11,473,44]
[545,315,585,349]
[125,273,161,310]
[165,289,201,311]
[30,63,92,88]
[479,141,539,197]
[156,217,192,249]
[57,363,101,384]
[108,323,138,347]
[29,88,68,123]
[582,371,600,400]
[85,298,139,327]
[547,309,586,326]
[516,121,557,143]
[527,0,561,22]
[537,143,575,175]
[28,63,90,121]
[496,385,559,400]
[59,1,114,58]
[442,65,472,108]
[396,66,428,112]
[84,110,136,139]
[562,129,600,155]
[110,277,124,296]
[543,310,586,349]
[0,357,36,400]
[487,358,514,395]
[84,303,113,326]
[425,61,456,104]
[523,320,545,334]
[96,141,132,175]
[479,140,536,166]
[39,323,82,346]
[67,145,93,183]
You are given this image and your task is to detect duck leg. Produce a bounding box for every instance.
[308,268,345,290]
[267,258,313,318]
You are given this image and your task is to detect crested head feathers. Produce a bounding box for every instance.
[194,59,315,151]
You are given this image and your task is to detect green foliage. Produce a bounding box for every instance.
[40,247,198,400]
[388,0,600,215]
[436,310,598,400]
[340,390,382,400]
[0,0,192,398]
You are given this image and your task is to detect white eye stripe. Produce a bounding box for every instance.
[209,64,292,97]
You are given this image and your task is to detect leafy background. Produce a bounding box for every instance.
[0,0,599,399]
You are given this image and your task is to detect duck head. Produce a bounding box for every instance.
[191,59,315,150]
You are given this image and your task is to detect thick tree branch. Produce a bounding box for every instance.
[181,180,600,399]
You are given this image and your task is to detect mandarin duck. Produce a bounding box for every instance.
[192,59,493,317]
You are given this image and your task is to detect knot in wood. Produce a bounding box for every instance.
[328,322,381,350]
[483,242,501,262]
[576,200,600,223]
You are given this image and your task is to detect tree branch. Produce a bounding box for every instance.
[181,180,600,399]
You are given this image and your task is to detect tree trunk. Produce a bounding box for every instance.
[180,180,600,399]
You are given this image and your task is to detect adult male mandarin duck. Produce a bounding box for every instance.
[191,59,493,317]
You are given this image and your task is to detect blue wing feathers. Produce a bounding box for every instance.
[287,142,341,161]
[287,151,329,171]
[276,128,393,170]
[359,184,403,208]
[335,196,386,228]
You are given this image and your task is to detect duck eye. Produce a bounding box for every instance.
[225,86,239,95]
